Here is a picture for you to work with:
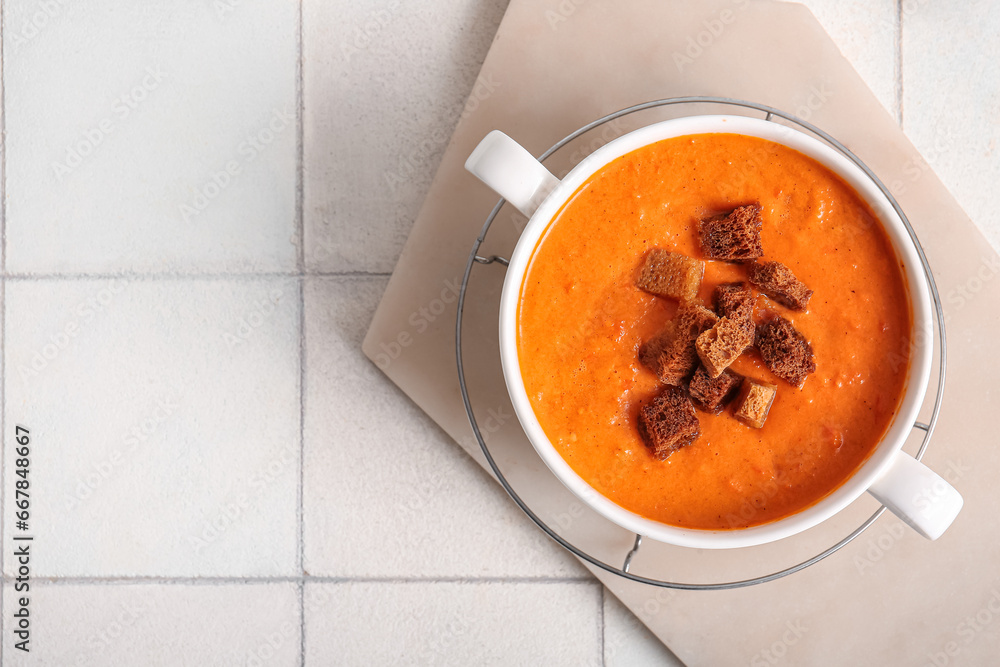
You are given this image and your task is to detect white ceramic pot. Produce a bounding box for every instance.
[465,115,962,548]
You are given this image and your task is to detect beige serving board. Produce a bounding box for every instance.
[363,1,1000,664]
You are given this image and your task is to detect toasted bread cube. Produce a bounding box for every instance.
[713,282,756,323]
[695,316,755,378]
[688,365,742,414]
[637,249,705,301]
[698,204,764,262]
[733,378,777,428]
[756,315,816,387]
[638,385,701,460]
[639,304,718,385]
[748,261,813,310]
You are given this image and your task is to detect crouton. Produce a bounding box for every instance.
[698,204,764,261]
[756,315,816,387]
[637,385,701,460]
[639,304,719,385]
[732,378,778,428]
[713,281,757,347]
[637,249,704,301]
[748,261,813,310]
[695,316,755,378]
[688,365,742,414]
[713,282,756,323]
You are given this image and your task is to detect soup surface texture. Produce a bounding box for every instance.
[517,133,911,530]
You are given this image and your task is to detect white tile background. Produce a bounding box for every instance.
[1,0,997,665]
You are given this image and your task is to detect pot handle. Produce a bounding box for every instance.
[465,130,561,218]
[867,452,963,540]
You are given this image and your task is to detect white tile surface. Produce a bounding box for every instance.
[603,594,684,667]
[902,1,1000,251]
[1,581,300,666]
[303,581,602,666]
[2,0,298,274]
[796,0,899,119]
[3,278,300,576]
[1,0,998,664]
[302,0,510,273]
[302,276,583,577]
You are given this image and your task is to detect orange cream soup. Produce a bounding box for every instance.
[517,133,911,530]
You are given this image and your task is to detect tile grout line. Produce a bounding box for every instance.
[297,274,306,667]
[298,579,305,667]
[295,0,306,664]
[2,575,596,585]
[295,0,305,277]
[3,271,303,281]
[0,286,4,667]
[599,586,606,667]
[1,0,6,277]
[896,0,904,128]
[0,270,392,281]
[309,270,392,278]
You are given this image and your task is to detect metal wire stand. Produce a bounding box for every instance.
[455,97,947,590]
